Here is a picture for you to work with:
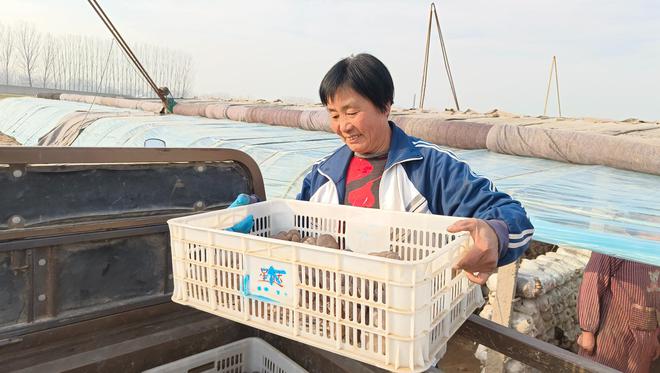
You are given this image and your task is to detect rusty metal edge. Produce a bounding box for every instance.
[0,225,169,252]
[0,225,173,337]
[0,146,266,199]
[0,303,250,372]
[0,147,266,241]
[0,294,173,340]
[1,214,185,243]
[456,315,619,373]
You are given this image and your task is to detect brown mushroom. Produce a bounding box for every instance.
[368,250,402,260]
[272,231,288,240]
[302,236,317,245]
[316,234,339,249]
[289,231,302,243]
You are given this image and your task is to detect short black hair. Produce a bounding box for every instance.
[319,53,394,112]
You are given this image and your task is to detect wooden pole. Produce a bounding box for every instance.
[485,260,520,372]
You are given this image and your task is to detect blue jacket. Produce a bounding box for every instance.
[297,122,534,265]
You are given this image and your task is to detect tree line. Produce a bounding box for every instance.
[0,22,193,98]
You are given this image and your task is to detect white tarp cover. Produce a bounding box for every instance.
[1,97,658,265]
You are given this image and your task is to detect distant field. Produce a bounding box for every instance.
[0,84,119,98]
[0,93,22,99]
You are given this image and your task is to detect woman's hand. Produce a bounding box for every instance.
[447,218,499,285]
[225,194,260,233]
[577,331,596,355]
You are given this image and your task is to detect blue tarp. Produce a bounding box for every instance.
[1,97,658,265]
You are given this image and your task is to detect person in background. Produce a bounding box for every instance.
[297,53,535,283]
[577,252,660,373]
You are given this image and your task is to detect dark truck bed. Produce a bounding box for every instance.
[0,147,387,373]
[0,147,617,373]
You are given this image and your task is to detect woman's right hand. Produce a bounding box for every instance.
[225,194,260,233]
[577,331,596,355]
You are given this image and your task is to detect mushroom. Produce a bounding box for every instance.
[368,250,402,260]
[272,231,288,240]
[316,234,339,249]
[302,236,317,245]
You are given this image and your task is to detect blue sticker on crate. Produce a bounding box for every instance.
[242,275,278,304]
[244,258,294,306]
[259,266,286,287]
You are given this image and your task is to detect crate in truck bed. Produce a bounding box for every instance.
[143,337,307,373]
[167,199,484,373]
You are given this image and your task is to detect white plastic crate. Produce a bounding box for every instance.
[168,199,484,373]
[143,337,307,373]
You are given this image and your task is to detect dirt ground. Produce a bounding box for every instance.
[438,336,482,372]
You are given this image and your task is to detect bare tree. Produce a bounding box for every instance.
[164,50,174,95]
[72,35,81,91]
[175,54,193,98]
[111,45,121,94]
[53,35,67,89]
[16,22,41,87]
[0,23,15,85]
[40,33,56,88]
[82,37,91,92]
[3,21,194,96]
[59,35,74,90]
[150,47,194,98]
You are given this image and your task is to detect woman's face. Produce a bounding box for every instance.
[327,87,391,155]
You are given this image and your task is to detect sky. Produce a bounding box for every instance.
[1,0,659,120]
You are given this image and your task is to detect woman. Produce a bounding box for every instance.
[577,253,660,372]
[297,53,535,283]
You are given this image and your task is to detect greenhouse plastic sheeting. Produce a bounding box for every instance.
[70,115,341,199]
[1,97,658,265]
[0,97,133,145]
[451,149,659,265]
